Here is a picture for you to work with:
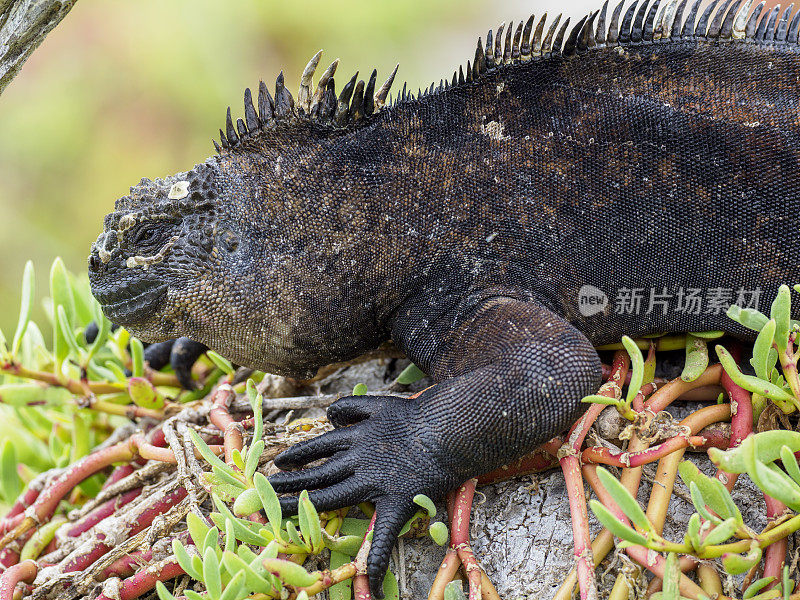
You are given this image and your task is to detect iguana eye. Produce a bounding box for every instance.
[132,224,163,248]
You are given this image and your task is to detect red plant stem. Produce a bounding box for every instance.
[0,516,24,538]
[352,513,377,600]
[715,349,752,491]
[2,481,44,522]
[59,486,187,573]
[645,556,699,595]
[208,385,243,465]
[0,433,223,551]
[0,560,36,600]
[584,465,705,598]
[95,558,184,600]
[763,494,788,591]
[0,549,19,571]
[561,349,629,600]
[100,548,154,580]
[66,488,143,538]
[582,435,709,468]
[450,479,482,600]
[477,448,560,485]
[101,465,135,490]
[646,364,723,413]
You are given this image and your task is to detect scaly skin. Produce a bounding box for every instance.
[89,1,800,594]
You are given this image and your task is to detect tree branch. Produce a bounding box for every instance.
[0,0,77,94]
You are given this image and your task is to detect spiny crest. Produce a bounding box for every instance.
[446,0,800,93]
[215,50,399,152]
[216,0,800,152]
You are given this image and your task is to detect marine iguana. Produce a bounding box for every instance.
[88,0,800,594]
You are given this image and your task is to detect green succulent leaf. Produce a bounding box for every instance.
[782,445,800,487]
[589,500,649,546]
[622,336,645,406]
[203,546,223,600]
[189,429,237,477]
[678,461,742,526]
[129,337,145,378]
[396,363,426,385]
[752,319,778,380]
[324,534,364,556]
[209,509,268,547]
[172,539,202,580]
[722,547,762,575]
[233,487,263,517]
[328,550,353,600]
[702,518,738,547]
[682,334,709,382]
[743,576,776,599]
[727,304,770,333]
[771,285,792,351]
[352,383,368,396]
[661,552,680,600]
[716,345,797,406]
[244,439,264,482]
[444,581,468,600]
[597,467,652,533]
[709,431,800,474]
[186,512,212,549]
[413,494,437,518]
[254,473,283,542]
[231,449,245,472]
[429,521,449,545]
[262,558,321,587]
[155,582,177,600]
[298,490,322,553]
[0,440,22,503]
[382,568,400,600]
[218,571,246,600]
[11,261,35,358]
[221,551,274,595]
[207,351,234,376]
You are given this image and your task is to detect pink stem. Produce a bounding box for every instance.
[450,479,481,600]
[99,548,154,580]
[715,348,752,491]
[560,350,629,600]
[101,465,135,490]
[0,560,36,600]
[582,435,709,468]
[59,486,187,573]
[66,488,143,538]
[95,558,184,600]
[763,494,788,591]
[352,513,377,600]
[208,385,243,465]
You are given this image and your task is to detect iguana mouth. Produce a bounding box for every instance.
[95,283,168,325]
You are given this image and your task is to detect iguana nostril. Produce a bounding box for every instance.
[88,253,101,272]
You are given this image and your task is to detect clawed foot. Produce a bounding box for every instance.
[85,323,207,389]
[270,393,460,598]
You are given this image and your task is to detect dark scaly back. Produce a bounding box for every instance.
[214,0,800,347]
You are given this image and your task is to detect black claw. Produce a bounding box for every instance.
[278,480,368,515]
[273,426,355,469]
[268,453,352,493]
[143,340,174,372]
[327,395,390,427]
[170,337,207,390]
[367,499,417,599]
[84,321,119,344]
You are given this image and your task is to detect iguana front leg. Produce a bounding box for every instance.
[270,289,602,597]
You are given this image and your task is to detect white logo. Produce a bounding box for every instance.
[578,285,609,317]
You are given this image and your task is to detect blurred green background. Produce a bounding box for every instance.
[0,0,597,334]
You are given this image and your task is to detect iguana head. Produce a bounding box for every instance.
[89,58,400,377]
[88,161,226,343]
